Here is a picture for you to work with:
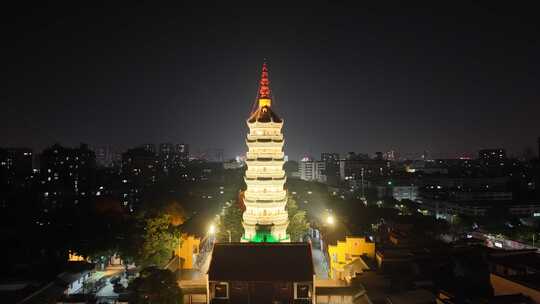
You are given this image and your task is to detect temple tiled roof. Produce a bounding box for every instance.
[208,242,313,281]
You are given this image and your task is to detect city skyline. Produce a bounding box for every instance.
[2,4,539,159]
[2,4,540,303]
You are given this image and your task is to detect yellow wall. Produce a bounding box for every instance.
[345,237,375,259]
[327,237,375,279]
[176,234,201,269]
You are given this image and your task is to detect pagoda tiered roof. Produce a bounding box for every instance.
[247,105,282,123]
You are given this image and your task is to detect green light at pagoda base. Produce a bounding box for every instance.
[242,232,289,243]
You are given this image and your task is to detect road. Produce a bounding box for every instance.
[93,265,128,303]
[312,247,330,279]
[470,231,539,251]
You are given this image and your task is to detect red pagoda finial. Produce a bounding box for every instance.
[258,62,271,103]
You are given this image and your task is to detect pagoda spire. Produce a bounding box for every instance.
[258,62,272,108]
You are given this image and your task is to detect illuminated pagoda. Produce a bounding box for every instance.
[242,63,289,242]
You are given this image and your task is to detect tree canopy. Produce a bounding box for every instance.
[137,214,180,267]
[286,196,309,242]
[129,267,182,304]
[216,200,244,242]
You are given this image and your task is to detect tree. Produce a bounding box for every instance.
[162,201,187,227]
[65,198,129,266]
[117,216,143,271]
[283,161,299,176]
[286,197,309,241]
[138,214,180,267]
[409,215,450,239]
[129,267,182,304]
[451,214,477,235]
[216,201,244,242]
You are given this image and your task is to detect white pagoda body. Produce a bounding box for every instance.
[242,63,289,242]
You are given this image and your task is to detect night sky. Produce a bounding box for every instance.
[2,3,539,160]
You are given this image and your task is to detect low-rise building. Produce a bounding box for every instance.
[375,248,413,272]
[207,243,314,304]
[508,203,540,217]
[327,237,375,280]
[488,250,540,303]
[393,186,418,201]
[377,184,419,201]
[176,235,200,270]
[223,159,245,170]
[490,274,540,303]
[421,198,540,219]
[315,285,371,304]
[385,289,435,304]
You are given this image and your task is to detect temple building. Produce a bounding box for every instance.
[207,243,314,303]
[242,63,289,242]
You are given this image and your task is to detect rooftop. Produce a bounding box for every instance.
[490,251,540,271]
[208,242,314,281]
[386,289,435,304]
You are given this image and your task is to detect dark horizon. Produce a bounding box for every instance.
[2,4,539,160]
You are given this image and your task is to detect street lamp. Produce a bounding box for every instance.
[326,215,335,226]
[208,224,216,235]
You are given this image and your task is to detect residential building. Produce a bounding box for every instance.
[202,148,224,162]
[93,145,115,167]
[176,143,189,161]
[158,142,175,173]
[339,158,390,181]
[0,147,33,187]
[479,148,507,166]
[321,152,340,185]
[39,143,96,199]
[299,157,326,183]
[159,142,174,155]
[392,186,418,201]
[121,147,158,185]
[384,150,397,161]
[140,143,156,154]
